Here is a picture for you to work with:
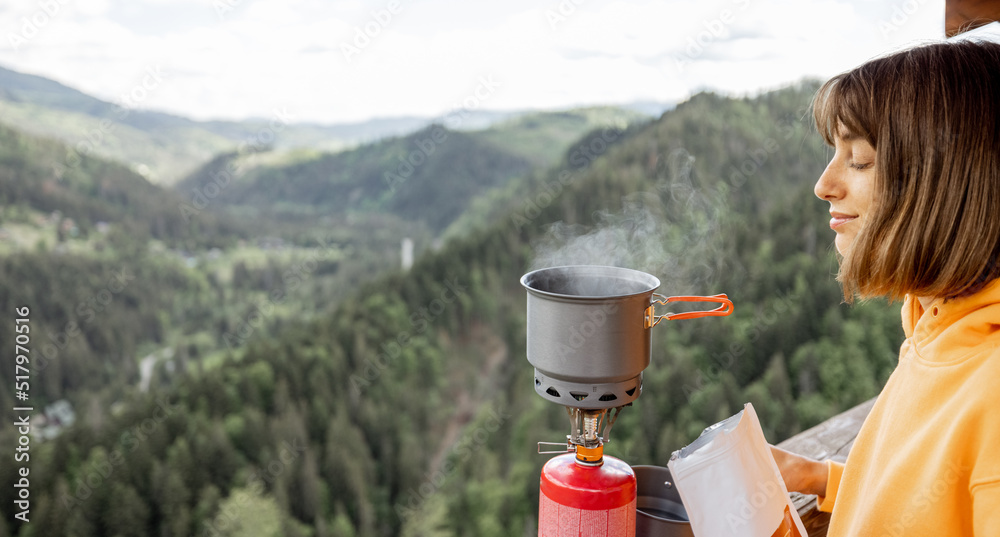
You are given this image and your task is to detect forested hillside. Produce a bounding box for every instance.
[0,83,904,537]
[0,124,428,410]
[176,107,644,233]
[0,123,242,249]
[177,125,532,232]
[0,102,634,413]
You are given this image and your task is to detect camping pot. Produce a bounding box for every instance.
[632,465,694,537]
[520,265,732,408]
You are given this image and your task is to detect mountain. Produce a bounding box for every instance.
[0,65,650,187]
[175,125,533,233]
[0,65,231,185]
[473,107,647,167]
[0,122,242,249]
[619,99,676,117]
[0,121,430,410]
[176,107,647,233]
[0,82,906,537]
[0,65,439,185]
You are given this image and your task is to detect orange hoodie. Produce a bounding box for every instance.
[816,279,1000,536]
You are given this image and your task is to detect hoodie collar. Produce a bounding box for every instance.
[901,279,1000,364]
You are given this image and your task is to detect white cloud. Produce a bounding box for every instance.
[0,0,946,123]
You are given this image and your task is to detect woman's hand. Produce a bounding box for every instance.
[769,445,828,497]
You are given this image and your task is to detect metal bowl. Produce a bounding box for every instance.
[632,465,693,537]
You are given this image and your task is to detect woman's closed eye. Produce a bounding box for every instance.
[850,161,873,171]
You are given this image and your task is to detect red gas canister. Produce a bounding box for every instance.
[539,445,636,537]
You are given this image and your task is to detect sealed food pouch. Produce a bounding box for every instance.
[667,403,806,537]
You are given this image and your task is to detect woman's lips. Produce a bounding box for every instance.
[829,212,857,230]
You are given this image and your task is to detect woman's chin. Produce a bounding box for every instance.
[834,234,853,256]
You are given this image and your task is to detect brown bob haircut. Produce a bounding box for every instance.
[813,40,1000,302]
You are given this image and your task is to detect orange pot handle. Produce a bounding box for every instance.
[645,293,733,327]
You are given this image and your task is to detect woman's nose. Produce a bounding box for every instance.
[814,160,844,201]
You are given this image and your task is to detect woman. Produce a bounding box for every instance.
[770,40,1000,535]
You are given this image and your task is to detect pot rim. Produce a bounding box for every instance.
[632,464,691,527]
[520,265,661,301]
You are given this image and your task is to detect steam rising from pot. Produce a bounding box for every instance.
[530,148,737,296]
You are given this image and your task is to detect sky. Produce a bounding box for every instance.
[0,0,945,124]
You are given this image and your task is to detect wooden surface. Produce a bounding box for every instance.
[946,0,1000,36]
[777,397,877,537]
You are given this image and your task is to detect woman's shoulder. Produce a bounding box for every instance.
[959,341,1000,389]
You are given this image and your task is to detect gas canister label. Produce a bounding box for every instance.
[539,491,636,537]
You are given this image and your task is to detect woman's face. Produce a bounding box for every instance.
[814,129,877,255]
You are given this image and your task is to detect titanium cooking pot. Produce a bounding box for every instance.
[520,265,732,408]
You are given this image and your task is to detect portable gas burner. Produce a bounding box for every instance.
[521,265,732,536]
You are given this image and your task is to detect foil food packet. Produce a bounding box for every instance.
[667,403,807,537]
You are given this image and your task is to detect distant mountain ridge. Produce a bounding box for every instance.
[0,65,436,184]
[0,65,438,140]
[0,64,666,186]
